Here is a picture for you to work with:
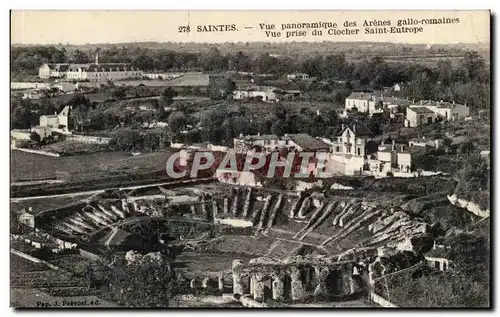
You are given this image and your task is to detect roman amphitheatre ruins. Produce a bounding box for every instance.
[21,178,443,307]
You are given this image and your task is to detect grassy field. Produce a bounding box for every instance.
[10,149,174,182]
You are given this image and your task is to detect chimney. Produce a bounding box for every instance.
[392,139,395,151]
[95,51,99,65]
[420,100,423,105]
[401,145,404,152]
[341,124,345,130]
[435,139,439,149]
[353,125,356,134]
[316,109,320,116]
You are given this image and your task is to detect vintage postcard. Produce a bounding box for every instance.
[10,10,491,308]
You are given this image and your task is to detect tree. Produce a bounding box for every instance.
[143,133,161,152]
[157,103,167,121]
[161,87,178,106]
[168,111,186,134]
[271,119,285,137]
[72,49,89,63]
[109,129,143,152]
[112,87,127,99]
[29,131,41,143]
[461,51,487,83]
[443,137,453,154]
[104,252,177,307]
[223,78,236,99]
[458,140,475,156]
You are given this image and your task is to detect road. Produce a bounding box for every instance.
[10,177,214,202]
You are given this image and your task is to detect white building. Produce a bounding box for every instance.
[45,54,143,82]
[32,106,72,138]
[232,86,278,102]
[345,92,372,112]
[144,73,182,80]
[330,123,374,156]
[421,100,470,121]
[233,134,285,153]
[405,106,436,127]
[287,73,310,81]
[38,63,70,79]
[375,145,411,174]
[86,63,143,82]
[424,243,452,272]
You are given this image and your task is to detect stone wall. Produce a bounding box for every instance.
[232,255,361,304]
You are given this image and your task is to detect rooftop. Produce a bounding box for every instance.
[417,100,467,109]
[346,92,372,101]
[425,246,453,260]
[337,122,373,137]
[408,106,435,114]
[237,134,280,141]
[285,133,330,150]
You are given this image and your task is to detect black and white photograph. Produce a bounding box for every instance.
[9,9,491,308]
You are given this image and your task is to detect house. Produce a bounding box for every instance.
[408,137,441,149]
[326,154,365,176]
[232,86,278,102]
[39,105,70,131]
[284,134,330,152]
[32,105,72,138]
[480,150,490,159]
[405,106,436,127]
[424,242,453,272]
[144,73,182,80]
[421,100,470,121]
[375,142,412,174]
[233,134,286,153]
[345,92,373,112]
[86,63,143,82]
[66,64,91,80]
[38,63,70,79]
[287,73,310,81]
[18,211,35,228]
[397,151,412,173]
[331,122,374,156]
[47,54,143,82]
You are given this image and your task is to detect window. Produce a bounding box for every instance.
[443,261,447,271]
[336,146,340,152]
[357,148,361,156]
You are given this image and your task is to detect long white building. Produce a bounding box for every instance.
[39,54,143,82]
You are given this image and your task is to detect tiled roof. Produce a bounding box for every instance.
[239,134,280,141]
[55,64,70,72]
[346,92,372,101]
[337,122,373,137]
[408,106,435,114]
[87,63,136,72]
[425,247,452,259]
[286,133,330,150]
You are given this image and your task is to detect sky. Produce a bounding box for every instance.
[11,10,490,45]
